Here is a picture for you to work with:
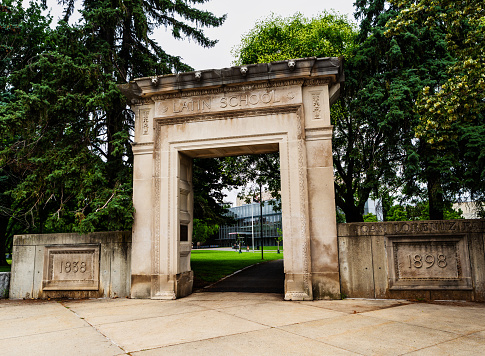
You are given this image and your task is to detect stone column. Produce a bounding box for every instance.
[303,83,341,299]
[280,113,314,300]
[131,142,154,298]
[130,104,156,299]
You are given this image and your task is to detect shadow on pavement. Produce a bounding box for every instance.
[202,259,284,294]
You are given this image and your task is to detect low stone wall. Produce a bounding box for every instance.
[338,220,485,301]
[0,272,10,298]
[10,231,131,299]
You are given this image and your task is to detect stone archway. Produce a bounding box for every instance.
[122,58,344,300]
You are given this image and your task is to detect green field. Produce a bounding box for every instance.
[191,250,283,289]
[209,246,283,251]
[0,259,11,273]
[261,246,283,251]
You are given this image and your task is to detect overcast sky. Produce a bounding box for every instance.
[155,0,357,70]
[47,0,357,71]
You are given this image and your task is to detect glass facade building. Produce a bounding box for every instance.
[218,201,282,248]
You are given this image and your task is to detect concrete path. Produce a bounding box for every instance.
[1,294,484,355]
[204,259,284,293]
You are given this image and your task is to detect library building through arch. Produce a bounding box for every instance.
[122,57,344,300]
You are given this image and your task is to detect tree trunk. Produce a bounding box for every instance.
[343,203,364,223]
[428,175,444,220]
[426,163,444,220]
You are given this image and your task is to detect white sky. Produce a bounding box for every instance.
[46,0,356,70]
[156,0,357,70]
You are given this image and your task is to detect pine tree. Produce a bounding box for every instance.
[0,0,225,245]
[0,0,51,265]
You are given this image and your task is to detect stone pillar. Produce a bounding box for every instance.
[130,105,155,299]
[280,110,313,300]
[303,84,341,299]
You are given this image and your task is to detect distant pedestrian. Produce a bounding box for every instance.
[246,246,250,252]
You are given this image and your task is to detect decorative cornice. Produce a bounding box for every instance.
[120,57,344,102]
[150,79,305,101]
[132,141,154,146]
[131,98,154,106]
[303,78,332,87]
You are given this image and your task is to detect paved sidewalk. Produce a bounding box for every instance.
[1,293,484,355]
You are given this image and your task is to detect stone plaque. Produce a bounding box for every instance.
[42,245,100,291]
[387,236,472,290]
[154,86,302,118]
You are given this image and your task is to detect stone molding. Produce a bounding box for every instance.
[154,105,301,127]
[121,58,343,104]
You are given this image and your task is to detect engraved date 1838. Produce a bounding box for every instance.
[60,261,87,273]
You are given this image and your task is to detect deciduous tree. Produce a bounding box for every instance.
[351,0,455,220]
[233,5,458,221]
[386,0,485,209]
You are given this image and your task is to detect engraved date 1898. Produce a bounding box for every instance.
[60,261,87,273]
[408,254,447,269]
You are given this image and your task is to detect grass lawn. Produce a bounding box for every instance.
[210,246,282,251]
[261,246,283,251]
[191,250,283,289]
[0,259,12,273]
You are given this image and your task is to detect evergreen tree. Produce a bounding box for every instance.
[0,0,226,252]
[0,0,51,265]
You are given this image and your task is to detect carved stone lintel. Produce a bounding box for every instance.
[151,79,306,101]
[155,105,301,126]
[304,78,331,87]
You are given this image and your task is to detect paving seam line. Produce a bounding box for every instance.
[69,305,225,326]
[359,315,464,337]
[271,326,366,355]
[120,326,279,353]
[303,300,413,314]
[60,301,129,355]
[399,330,485,355]
[0,325,87,341]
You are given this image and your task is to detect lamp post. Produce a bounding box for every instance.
[251,199,254,253]
[260,182,263,260]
